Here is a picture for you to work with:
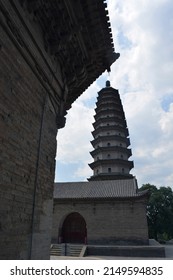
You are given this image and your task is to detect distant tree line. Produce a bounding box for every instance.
[140,184,173,242]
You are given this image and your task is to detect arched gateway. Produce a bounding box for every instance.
[61,213,87,244]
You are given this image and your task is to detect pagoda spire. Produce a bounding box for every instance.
[88,81,134,181]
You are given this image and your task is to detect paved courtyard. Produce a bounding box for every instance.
[50,245,173,260]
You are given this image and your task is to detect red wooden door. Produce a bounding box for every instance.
[62,212,87,243]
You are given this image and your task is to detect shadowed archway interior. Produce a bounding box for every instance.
[61,212,87,244]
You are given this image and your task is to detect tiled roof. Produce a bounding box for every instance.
[54,179,148,200]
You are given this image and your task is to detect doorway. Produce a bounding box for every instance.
[61,212,87,243]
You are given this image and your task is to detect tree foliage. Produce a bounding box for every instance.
[140,184,173,241]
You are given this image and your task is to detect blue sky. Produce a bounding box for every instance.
[55,0,173,188]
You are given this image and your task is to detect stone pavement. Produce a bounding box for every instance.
[164,245,173,258]
[50,245,173,260]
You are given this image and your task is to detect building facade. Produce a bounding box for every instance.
[52,180,149,246]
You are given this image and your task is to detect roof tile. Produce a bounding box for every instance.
[54,179,147,200]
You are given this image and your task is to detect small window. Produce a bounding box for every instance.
[108,168,112,173]
[107,154,111,158]
[122,168,124,173]
[107,143,110,146]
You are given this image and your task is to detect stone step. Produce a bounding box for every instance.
[67,244,83,257]
[50,244,84,257]
[50,244,62,256]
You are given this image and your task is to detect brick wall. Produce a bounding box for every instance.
[0,1,63,259]
[52,198,149,245]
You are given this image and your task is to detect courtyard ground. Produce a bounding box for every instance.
[50,244,173,260]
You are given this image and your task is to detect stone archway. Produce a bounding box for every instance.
[61,212,87,244]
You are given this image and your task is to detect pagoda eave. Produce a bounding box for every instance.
[92,125,129,138]
[94,109,126,119]
[91,135,131,147]
[89,159,134,169]
[90,146,132,157]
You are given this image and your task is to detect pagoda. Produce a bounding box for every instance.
[88,81,134,181]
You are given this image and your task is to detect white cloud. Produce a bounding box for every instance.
[56,103,93,164]
[106,0,173,187]
[55,0,173,188]
[56,82,99,165]
[74,160,91,181]
[159,103,173,135]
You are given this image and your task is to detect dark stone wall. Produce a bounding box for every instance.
[0,5,62,259]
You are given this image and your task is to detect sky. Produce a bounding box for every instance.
[55,0,173,188]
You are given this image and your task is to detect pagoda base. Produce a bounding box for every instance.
[88,173,134,181]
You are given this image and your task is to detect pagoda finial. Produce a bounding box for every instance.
[106,80,110,87]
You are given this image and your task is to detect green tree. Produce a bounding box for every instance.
[140,184,173,241]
